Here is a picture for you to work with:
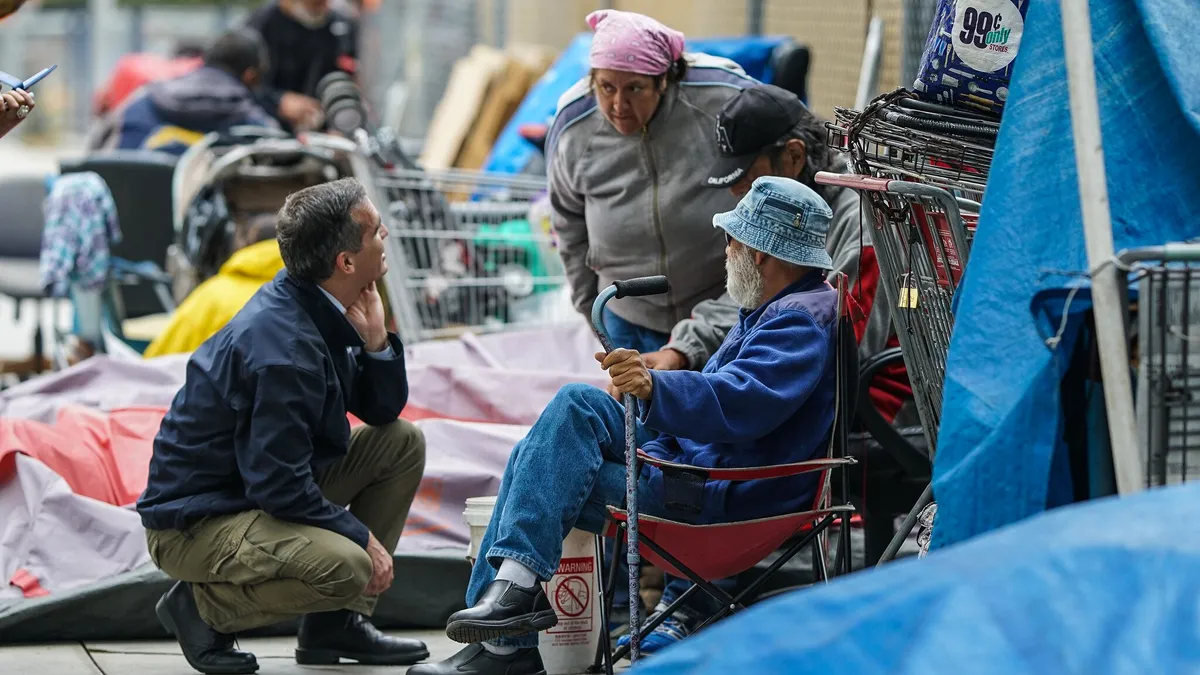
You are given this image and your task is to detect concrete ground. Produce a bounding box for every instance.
[0,629,465,674]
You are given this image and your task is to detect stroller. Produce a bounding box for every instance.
[167,126,361,304]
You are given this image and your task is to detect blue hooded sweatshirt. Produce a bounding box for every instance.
[641,272,838,523]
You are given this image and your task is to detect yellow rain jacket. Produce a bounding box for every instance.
[143,240,284,358]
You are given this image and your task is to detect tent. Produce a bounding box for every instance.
[0,322,609,641]
[628,479,1200,675]
[930,0,1200,548]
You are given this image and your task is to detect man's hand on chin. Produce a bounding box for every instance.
[346,281,388,351]
[596,348,653,401]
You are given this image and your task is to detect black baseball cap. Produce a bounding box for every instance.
[705,84,806,189]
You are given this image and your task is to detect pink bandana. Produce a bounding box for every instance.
[586,10,686,77]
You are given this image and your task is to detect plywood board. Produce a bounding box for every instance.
[455,44,557,171]
[419,44,510,170]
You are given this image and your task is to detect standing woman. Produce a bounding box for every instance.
[547,10,754,352]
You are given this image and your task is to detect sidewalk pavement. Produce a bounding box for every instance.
[0,629,462,674]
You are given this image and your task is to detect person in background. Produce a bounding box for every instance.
[143,214,284,358]
[546,9,754,354]
[622,83,912,654]
[0,86,34,139]
[247,0,358,132]
[137,179,429,674]
[93,28,277,155]
[409,176,839,675]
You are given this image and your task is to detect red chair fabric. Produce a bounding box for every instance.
[603,504,852,580]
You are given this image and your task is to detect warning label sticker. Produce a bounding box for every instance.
[544,557,594,636]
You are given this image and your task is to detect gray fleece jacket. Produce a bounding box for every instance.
[545,54,756,334]
[667,156,894,371]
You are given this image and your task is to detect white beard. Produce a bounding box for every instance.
[726,245,765,310]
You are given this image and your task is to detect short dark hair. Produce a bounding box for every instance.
[204,29,269,78]
[767,107,832,201]
[276,178,369,282]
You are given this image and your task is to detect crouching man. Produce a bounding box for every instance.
[137,178,428,674]
[410,176,839,675]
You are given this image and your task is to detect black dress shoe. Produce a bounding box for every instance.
[445,580,557,644]
[155,581,258,675]
[295,609,430,665]
[407,644,544,675]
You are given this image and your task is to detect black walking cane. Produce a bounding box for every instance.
[589,275,669,665]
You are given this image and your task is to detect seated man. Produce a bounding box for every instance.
[627,82,914,652]
[411,176,839,675]
[93,28,278,155]
[137,179,428,675]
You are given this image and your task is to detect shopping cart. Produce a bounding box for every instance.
[366,166,569,344]
[815,173,977,451]
[817,88,997,561]
[1118,243,1200,489]
[310,72,572,345]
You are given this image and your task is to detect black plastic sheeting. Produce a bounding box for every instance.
[0,530,879,643]
[0,552,471,643]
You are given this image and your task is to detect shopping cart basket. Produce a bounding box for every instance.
[365,166,569,344]
[815,173,977,452]
[1118,243,1200,488]
[828,88,998,204]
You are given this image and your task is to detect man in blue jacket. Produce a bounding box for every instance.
[137,178,428,674]
[410,176,839,675]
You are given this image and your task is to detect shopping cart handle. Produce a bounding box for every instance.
[814,171,892,192]
[614,275,669,299]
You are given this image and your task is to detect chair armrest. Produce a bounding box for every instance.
[109,258,177,313]
[856,347,930,477]
[636,450,855,482]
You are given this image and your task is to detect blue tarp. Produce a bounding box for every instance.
[930,0,1200,548]
[630,480,1200,674]
[481,34,791,175]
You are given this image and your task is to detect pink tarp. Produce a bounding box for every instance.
[0,322,608,598]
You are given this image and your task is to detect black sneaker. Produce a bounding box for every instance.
[445,580,558,644]
[407,644,544,675]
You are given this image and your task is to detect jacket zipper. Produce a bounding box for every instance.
[642,126,673,321]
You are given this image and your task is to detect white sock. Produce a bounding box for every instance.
[481,641,520,656]
[496,558,538,588]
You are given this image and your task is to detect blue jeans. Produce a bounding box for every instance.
[466,384,663,648]
[602,307,670,354]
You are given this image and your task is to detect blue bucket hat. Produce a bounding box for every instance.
[712,176,834,270]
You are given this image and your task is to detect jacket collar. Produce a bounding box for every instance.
[738,270,828,327]
[644,84,681,135]
[279,270,365,349]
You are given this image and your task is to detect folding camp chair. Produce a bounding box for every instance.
[594,273,859,669]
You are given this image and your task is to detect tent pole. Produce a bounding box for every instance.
[1059,0,1144,494]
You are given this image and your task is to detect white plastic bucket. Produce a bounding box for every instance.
[462,496,602,675]
[464,496,497,563]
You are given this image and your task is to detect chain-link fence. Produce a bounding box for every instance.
[365,0,944,138]
[0,3,246,144]
[1,0,941,144]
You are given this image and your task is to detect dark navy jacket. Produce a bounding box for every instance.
[115,66,277,155]
[136,270,407,549]
[641,273,838,523]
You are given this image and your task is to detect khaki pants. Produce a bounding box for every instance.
[146,419,426,634]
